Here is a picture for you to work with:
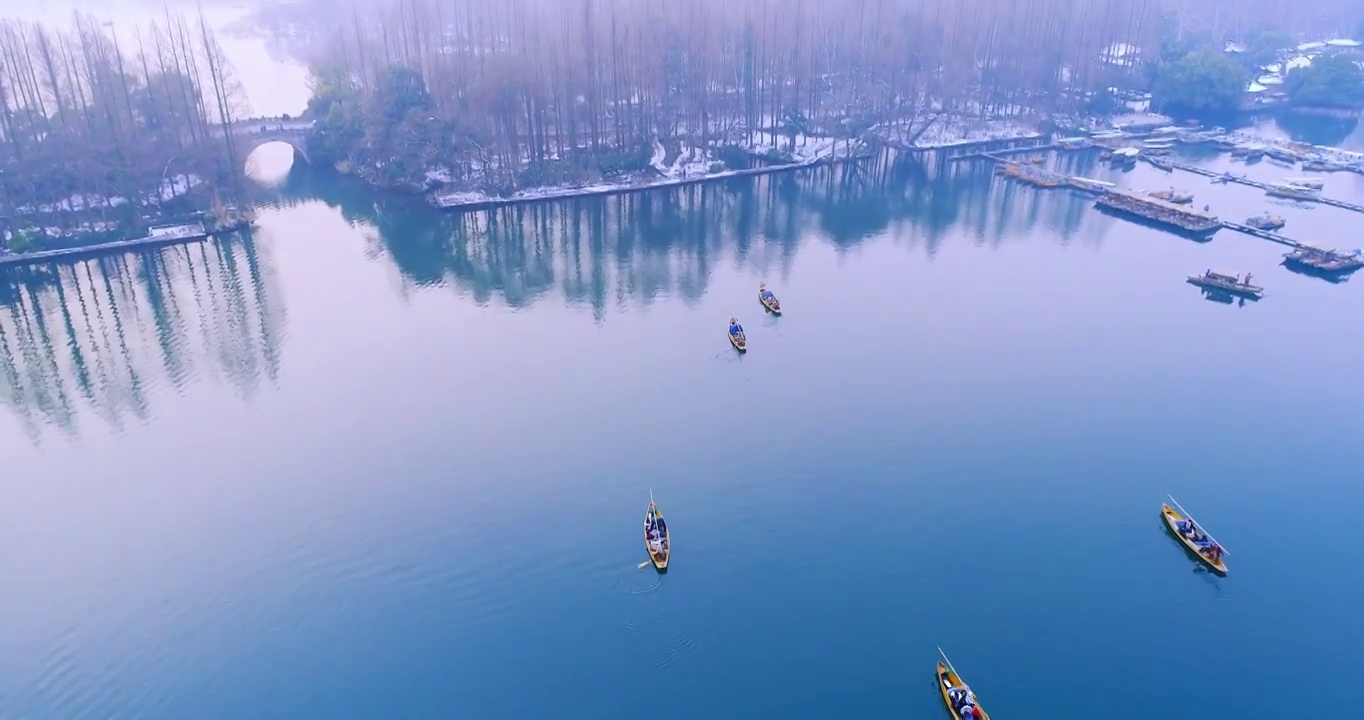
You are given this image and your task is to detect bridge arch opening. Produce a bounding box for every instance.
[243,140,309,184]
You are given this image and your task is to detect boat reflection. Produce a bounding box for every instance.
[1198,288,1250,306]
[1281,261,1352,284]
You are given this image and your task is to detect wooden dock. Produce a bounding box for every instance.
[1217,222,1303,248]
[1150,157,1364,213]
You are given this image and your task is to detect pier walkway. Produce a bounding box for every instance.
[1217,222,1303,248]
[1145,157,1364,214]
[973,151,1320,250]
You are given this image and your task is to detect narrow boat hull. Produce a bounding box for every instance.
[1186,277,1263,299]
[645,504,670,572]
[1161,504,1227,574]
[936,662,989,720]
[729,333,747,352]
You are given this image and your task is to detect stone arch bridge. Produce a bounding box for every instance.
[221,118,314,169]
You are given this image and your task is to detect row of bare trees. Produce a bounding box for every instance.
[304,0,1174,191]
[305,0,1362,193]
[0,12,246,249]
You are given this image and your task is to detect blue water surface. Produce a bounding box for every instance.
[1,146,1362,719]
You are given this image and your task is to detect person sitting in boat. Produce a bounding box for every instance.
[1177,518,1195,536]
[949,685,974,711]
[730,322,743,336]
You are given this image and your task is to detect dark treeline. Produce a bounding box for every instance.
[303,0,1172,194]
[302,0,1364,195]
[0,12,246,252]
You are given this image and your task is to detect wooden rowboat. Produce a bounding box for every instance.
[936,652,989,720]
[758,283,782,314]
[645,495,670,572]
[1161,502,1227,574]
[728,317,747,352]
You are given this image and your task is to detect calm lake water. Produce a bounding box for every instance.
[3,134,1364,718]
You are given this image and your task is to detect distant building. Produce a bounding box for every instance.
[1099,42,1141,68]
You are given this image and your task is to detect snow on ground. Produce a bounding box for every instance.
[1110,112,1173,129]
[875,117,1042,148]
[649,138,669,174]
[651,141,725,179]
[157,174,203,201]
[743,131,852,162]
[432,133,863,210]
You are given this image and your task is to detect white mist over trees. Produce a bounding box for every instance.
[0,12,246,251]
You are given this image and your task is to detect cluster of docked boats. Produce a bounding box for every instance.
[726,283,782,352]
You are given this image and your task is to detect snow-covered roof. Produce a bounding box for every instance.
[1297,41,1327,51]
[1246,82,1268,93]
[1325,39,1361,47]
[1264,63,1282,73]
[1257,75,1285,86]
[1287,56,1312,70]
[1225,41,1246,53]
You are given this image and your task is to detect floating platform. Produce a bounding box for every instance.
[1187,270,1263,299]
[1095,188,1220,239]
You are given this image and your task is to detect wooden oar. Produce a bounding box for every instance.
[938,646,961,679]
[1168,494,1230,555]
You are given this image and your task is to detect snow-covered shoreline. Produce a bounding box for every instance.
[432,158,822,211]
[433,134,865,211]
[872,116,1045,149]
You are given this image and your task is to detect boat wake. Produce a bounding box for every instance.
[618,570,663,595]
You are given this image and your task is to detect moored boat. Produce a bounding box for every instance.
[1265,184,1318,201]
[936,649,989,720]
[1147,155,1174,171]
[1149,188,1193,204]
[1186,269,1263,299]
[1161,498,1227,574]
[1283,177,1324,190]
[758,283,781,314]
[1265,146,1300,163]
[1109,147,1139,165]
[1246,213,1285,231]
[644,493,670,572]
[1067,176,1114,195]
[1282,244,1364,276]
[728,316,747,352]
